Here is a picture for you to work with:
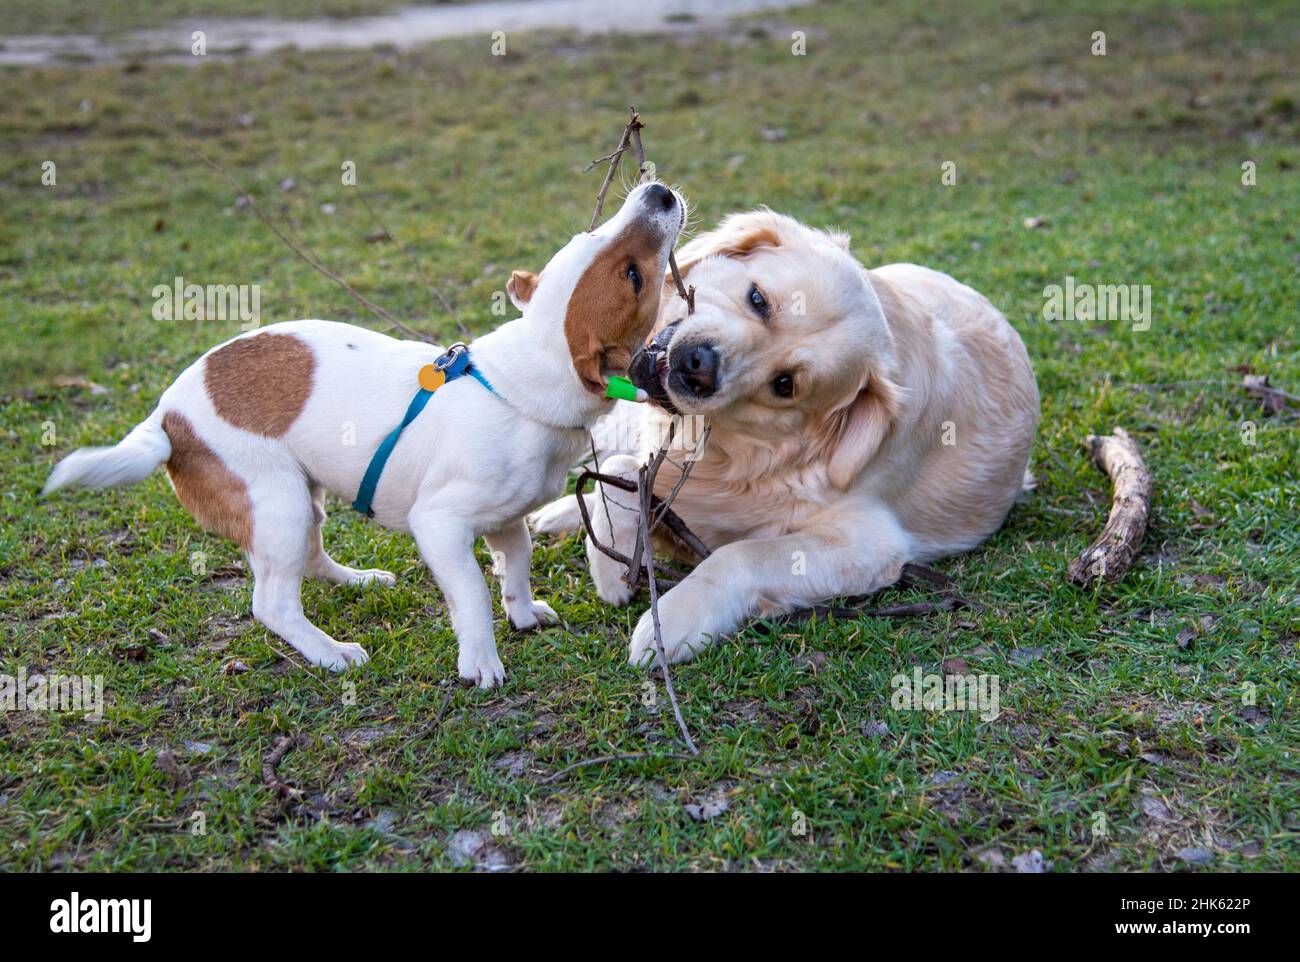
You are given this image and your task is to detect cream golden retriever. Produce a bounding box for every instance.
[530,208,1039,666]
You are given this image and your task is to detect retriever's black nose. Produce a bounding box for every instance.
[672,342,718,397]
[644,183,675,211]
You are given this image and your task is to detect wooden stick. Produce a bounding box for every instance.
[1067,427,1152,587]
[538,751,691,786]
[624,424,676,585]
[575,469,709,573]
[585,106,644,231]
[667,252,695,314]
[638,463,699,756]
[261,735,301,799]
[1241,373,1300,415]
[750,564,979,632]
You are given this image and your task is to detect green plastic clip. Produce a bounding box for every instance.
[605,375,647,402]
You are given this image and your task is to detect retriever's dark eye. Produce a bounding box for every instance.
[748,284,768,316]
[773,373,794,397]
[627,264,642,294]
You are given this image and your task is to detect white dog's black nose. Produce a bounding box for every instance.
[672,342,718,397]
[643,183,676,211]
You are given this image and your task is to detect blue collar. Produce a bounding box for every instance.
[352,344,496,517]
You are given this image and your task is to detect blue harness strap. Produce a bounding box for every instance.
[352,346,496,517]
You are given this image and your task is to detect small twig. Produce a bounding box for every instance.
[639,463,699,756]
[358,194,470,338]
[667,252,695,314]
[574,469,705,580]
[538,751,691,785]
[586,106,644,230]
[168,120,436,344]
[261,735,300,799]
[750,564,978,633]
[629,120,648,180]
[1241,373,1300,415]
[651,425,710,535]
[1067,426,1152,587]
[625,423,677,585]
[414,689,457,741]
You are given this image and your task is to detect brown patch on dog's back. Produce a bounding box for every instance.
[204,332,314,436]
[565,224,665,393]
[162,412,254,549]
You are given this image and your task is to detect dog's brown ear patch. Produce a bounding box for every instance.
[507,270,539,306]
[162,412,254,549]
[565,224,665,394]
[204,333,314,437]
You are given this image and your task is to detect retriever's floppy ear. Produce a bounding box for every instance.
[672,210,786,276]
[507,269,539,310]
[818,372,901,490]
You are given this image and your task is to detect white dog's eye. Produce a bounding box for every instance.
[627,264,643,295]
[773,373,794,397]
[748,284,769,317]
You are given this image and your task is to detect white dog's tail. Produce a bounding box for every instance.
[42,413,171,496]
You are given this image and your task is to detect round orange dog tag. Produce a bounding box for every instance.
[418,364,445,392]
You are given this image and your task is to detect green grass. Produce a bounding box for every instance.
[1,0,1297,871]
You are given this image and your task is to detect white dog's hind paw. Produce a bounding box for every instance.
[350,568,397,587]
[507,598,559,632]
[458,647,506,689]
[310,641,370,672]
[528,496,581,536]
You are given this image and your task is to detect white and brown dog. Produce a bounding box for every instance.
[531,209,1039,666]
[44,182,685,687]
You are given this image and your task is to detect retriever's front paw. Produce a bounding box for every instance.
[507,598,558,632]
[628,601,712,667]
[458,645,505,689]
[587,536,636,607]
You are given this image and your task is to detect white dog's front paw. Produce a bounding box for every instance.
[458,645,506,689]
[507,598,558,632]
[528,496,581,536]
[628,603,710,667]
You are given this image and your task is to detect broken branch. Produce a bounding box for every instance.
[538,751,692,786]
[638,462,699,756]
[1067,426,1152,587]
[585,106,645,230]
[261,734,300,799]
[750,564,979,633]
[574,468,710,577]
